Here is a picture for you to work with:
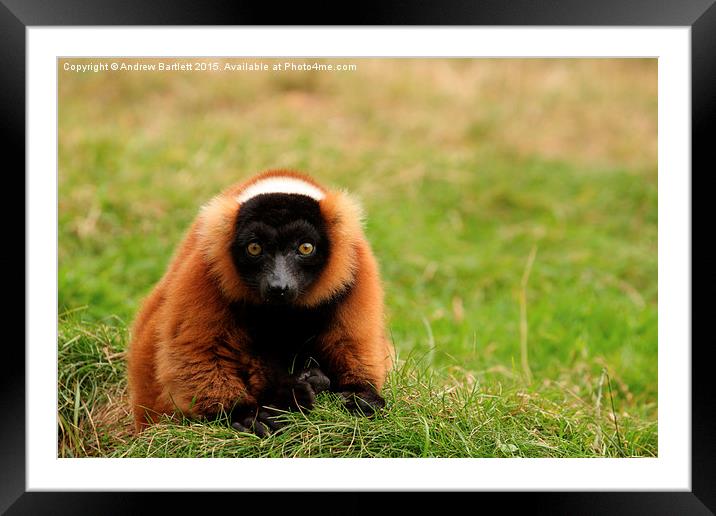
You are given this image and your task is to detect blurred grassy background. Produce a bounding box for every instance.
[58,58,657,457]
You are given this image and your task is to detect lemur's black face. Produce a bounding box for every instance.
[231,194,330,304]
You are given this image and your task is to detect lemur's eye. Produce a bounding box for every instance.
[298,242,315,256]
[247,242,262,256]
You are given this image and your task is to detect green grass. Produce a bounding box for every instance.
[58,310,655,458]
[58,58,657,458]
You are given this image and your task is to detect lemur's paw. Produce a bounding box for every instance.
[339,388,386,417]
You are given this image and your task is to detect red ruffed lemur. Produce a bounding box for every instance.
[127,170,393,436]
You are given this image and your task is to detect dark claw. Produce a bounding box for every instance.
[257,407,287,432]
[298,368,331,394]
[252,420,269,438]
[290,380,316,410]
[231,409,282,438]
[231,415,266,437]
[340,389,386,417]
[231,421,251,433]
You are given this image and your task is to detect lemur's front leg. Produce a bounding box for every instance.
[320,338,387,417]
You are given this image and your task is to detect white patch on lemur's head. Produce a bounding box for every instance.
[236,176,325,204]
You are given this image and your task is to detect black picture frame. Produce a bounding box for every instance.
[4,1,713,513]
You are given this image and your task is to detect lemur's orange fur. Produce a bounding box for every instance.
[127,170,393,432]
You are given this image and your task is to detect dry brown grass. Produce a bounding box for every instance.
[80,384,134,457]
